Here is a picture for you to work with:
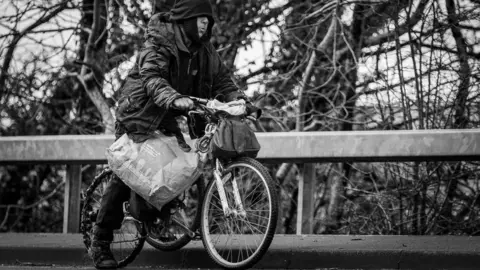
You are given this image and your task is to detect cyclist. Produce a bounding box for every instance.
[90,0,254,269]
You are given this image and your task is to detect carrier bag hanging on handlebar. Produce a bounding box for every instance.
[211,115,261,159]
[105,132,201,211]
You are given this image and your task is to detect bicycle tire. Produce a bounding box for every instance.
[80,168,146,268]
[200,157,278,269]
[145,176,205,251]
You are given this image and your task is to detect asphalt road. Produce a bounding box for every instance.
[0,267,194,270]
[0,266,388,270]
[2,234,480,269]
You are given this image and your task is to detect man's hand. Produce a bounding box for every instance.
[173,97,194,110]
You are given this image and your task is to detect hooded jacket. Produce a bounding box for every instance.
[115,1,244,143]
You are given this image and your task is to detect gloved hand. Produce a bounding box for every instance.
[173,97,194,110]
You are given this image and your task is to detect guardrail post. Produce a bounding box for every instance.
[296,163,315,235]
[63,165,82,233]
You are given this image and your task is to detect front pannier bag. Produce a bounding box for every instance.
[211,116,261,159]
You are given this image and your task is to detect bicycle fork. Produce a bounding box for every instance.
[213,159,246,218]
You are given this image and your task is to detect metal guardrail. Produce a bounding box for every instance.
[1,130,480,234]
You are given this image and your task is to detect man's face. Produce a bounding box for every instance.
[197,16,209,37]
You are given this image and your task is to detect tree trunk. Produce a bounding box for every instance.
[446,0,471,129]
[326,163,346,232]
[79,0,115,134]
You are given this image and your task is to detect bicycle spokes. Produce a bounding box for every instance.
[171,209,196,238]
[201,158,278,269]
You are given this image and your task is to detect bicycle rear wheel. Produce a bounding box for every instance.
[145,177,205,251]
[81,169,145,268]
[200,157,278,269]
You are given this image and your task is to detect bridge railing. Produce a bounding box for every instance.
[1,129,480,234]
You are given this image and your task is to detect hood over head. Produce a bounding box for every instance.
[145,12,176,47]
[170,0,215,44]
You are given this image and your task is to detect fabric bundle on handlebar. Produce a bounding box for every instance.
[106,132,201,211]
[211,115,260,159]
[206,99,246,115]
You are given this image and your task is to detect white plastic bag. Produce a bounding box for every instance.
[105,132,200,211]
[206,99,246,115]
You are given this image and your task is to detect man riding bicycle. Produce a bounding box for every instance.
[90,0,256,268]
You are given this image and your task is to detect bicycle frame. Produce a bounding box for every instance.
[188,97,248,219]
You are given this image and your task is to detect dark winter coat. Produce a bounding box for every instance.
[115,12,244,143]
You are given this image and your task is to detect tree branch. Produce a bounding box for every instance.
[240,61,291,83]
[0,181,65,230]
[0,2,68,99]
[296,17,338,131]
[416,41,480,60]
[363,0,429,47]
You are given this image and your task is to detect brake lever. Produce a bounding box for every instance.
[188,110,204,117]
[246,115,257,121]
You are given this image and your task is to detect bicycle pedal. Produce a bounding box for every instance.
[192,231,202,240]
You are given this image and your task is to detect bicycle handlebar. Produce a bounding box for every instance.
[186,96,262,120]
[189,96,209,105]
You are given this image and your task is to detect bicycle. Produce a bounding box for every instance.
[81,97,279,269]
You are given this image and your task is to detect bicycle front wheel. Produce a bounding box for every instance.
[200,157,278,269]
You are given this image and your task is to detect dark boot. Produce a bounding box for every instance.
[90,226,118,269]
